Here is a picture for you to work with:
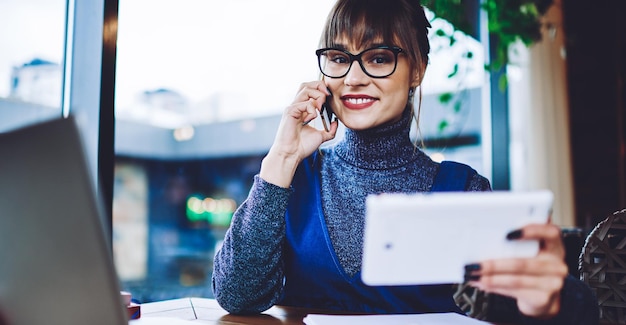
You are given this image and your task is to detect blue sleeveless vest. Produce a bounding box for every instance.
[279,153,477,313]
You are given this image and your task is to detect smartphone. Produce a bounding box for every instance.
[320,92,334,132]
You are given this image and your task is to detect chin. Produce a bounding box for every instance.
[344,115,399,131]
[342,120,379,131]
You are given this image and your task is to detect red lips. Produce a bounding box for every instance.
[341,94,377,110]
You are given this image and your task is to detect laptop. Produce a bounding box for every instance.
[0,117,196,325]
[0,116,128,325]
[361,190,554,285]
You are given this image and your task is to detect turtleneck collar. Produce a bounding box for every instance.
[334,108,420,170]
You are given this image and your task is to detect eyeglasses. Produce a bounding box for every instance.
[315,46,403,78]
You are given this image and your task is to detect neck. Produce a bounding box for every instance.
[335,109,418,169]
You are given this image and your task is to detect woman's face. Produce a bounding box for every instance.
[325,39,418,131]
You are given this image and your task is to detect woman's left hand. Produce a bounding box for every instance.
[467,223,568,318]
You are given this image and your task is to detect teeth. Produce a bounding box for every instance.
[347,98,373,105]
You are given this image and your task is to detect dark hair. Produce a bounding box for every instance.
[319,0,432,144]
[319,0,431,85]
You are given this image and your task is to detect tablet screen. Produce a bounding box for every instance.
[361,190,553,285]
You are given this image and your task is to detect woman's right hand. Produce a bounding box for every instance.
[259,81,338,188]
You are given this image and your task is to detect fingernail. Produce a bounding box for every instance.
[464,263,481,272]
[464,264,481,282]
[506,229,523,240]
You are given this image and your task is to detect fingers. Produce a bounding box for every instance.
[320,118,339,140]
[466,223,567,279]
[470,270,564,305]
[465,257,567,294]
[508,223,565,258]
[461,218,567,318]
[484,285,561,317]
[271,81,337,156]
[476,256,569,277]
[296,81,331,111]
[287,98,320,125]
[513,223,562,242]
[469,272,563,318]
[471,258,568,293]
[466,258,565,318]
[465,243,568,318]
[288,81,337,134]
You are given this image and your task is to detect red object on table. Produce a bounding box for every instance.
[127,303,141,320]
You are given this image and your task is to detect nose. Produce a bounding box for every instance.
[344,60,369,86]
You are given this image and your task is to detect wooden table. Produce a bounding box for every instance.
[139,298,503,324]
[140,297,324,324]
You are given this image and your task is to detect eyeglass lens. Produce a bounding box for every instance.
[318,48,398,78]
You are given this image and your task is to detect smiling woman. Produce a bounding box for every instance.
[0,0,601,319]
[111,0,492,304]
[0,0,491,305]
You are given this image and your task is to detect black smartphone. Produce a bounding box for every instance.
[320,92,334,132]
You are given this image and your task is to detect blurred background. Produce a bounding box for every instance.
[0,0,623,303]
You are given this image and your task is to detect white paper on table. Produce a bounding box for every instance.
[303,312,491,325]
[129,317,198,325]
[361,190,553,285]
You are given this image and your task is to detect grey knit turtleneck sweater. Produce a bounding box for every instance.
[212,109,489,314]
[320,110,489,276]
[212,110,599,325]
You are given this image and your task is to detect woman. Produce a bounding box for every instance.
[212,0,598,323]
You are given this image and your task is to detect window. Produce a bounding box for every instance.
[0,0,66,132]
[112,1,490,302]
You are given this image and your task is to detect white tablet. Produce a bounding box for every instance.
[361,190,553,285]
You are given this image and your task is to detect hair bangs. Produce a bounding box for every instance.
[321,0,402,49]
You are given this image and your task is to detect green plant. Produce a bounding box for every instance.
[421,0,554,134]
[423,0,554,72]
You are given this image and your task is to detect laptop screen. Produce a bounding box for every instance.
[0,117,127,325]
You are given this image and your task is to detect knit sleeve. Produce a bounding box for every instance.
[211,175,292,314]
[467,173,492,192]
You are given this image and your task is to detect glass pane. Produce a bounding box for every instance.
[418,11,487,173]
[0,0,66,132]
[113,1,489,303]
[113,0,337,303]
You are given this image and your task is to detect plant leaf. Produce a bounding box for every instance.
[439,92,453,104]
[438,119,449,132]
[447,64,459,78]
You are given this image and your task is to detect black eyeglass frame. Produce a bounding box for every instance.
[315,46,404,79]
